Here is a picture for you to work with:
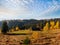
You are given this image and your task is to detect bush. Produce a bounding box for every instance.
[23,37,30,45]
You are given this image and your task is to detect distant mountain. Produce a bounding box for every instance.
[0,18,60,30]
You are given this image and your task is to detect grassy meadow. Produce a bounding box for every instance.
[0,19,60,45]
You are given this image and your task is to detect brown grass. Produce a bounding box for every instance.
[0,29,60,45]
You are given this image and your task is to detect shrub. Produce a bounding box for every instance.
[23,37,30,45]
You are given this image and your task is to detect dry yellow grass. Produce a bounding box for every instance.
[0,29,60,45]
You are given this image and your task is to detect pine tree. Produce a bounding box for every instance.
[1,21,9,34]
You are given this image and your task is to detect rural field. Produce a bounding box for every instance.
[0,29,60,45]
[0,0,60,45]
[0,19,60,45]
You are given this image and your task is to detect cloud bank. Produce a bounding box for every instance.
[0,0,60,20]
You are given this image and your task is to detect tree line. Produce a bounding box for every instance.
[1,19,60,34]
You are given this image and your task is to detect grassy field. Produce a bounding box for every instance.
[0,29,60,45]
[8,30,32,35]
[10,29,60,35]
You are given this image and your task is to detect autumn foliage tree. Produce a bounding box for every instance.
[15,26,20,31]
[43,22,49,30]
[54,21,60,29]
[50,21,55,30]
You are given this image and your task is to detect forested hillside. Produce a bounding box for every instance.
[0,18,60,31]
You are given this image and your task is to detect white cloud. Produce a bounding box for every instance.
[22,0,33,4]
[0,7,30,14]
[38,0,60,16]
[29,0,33,3]
[0,0,32,13]
[32,0,60,19]
[36,6,60,19]
[6,0,20,4]
[0,0,59,20]
[23,0,29,4]
[0,0,33,20]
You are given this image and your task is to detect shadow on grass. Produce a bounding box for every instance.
[3,33,32,35]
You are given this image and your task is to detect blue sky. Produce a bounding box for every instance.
[0,0,60,20]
